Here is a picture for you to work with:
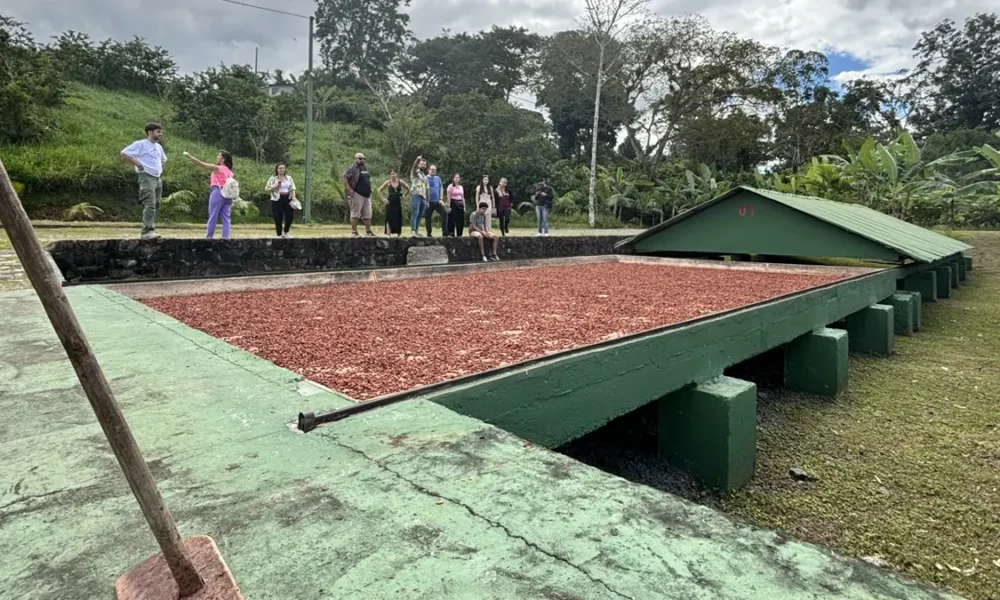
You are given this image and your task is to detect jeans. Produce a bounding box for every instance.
[137,172,162,235]
[272,194,293,235]
[206,186,232,239]
[447,202,465,236]
[410,195,426,233]
[498,209,512,235]
[535,205,550,234]
[424,201,448,236]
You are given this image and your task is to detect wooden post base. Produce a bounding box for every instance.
[116,536,243,600]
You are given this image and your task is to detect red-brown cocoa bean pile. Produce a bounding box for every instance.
[143,263,849,400]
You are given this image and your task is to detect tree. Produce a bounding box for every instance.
[672,109,771,173]
[906,13,1000,135]
[48,32,176,96]
[315,0,411,119]
[171,65,289,161]
[581,0,648,227]
[534,31,632,162]
[619,15,775,178]
[0,16,65,143]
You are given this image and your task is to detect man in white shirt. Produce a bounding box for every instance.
[120,123,167,240]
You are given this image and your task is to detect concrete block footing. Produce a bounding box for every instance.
[658,376,757,491]
[901,271,937,303]
[885,293,916,336]
[934,266,953,299]
[949,262,961,288]
[783,328,848,396]
[956,258,968,282]
[965,255,973,272]
[844,304,894,356]
[892,290,922,332]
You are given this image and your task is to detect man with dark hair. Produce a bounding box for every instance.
[424,164,447,237]
[342,152,375,236]
[469,201,500,262]
[120,122,167,240]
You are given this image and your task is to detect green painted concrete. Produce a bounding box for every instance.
[900,270,937,303]
[892,290,922,332]
[631,190,902,261]
[950,261,961,287]
[0,287,964,600]
[658,376,757,491]
[935,266,953,299]
[844,304,895,356]
[965,255,973,272]
[956,258,967,282]
[429,270,897,449]
[783,328,849,396]
[885,293,915,336]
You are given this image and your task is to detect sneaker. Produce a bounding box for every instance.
[351,231,359,237]
[535,232,542,237]
[490,255,500,261]
[482,256,488,262]
[140,232,161,241]
[365,231,376,237]
[543,232,550,236]
[283,232,292,239]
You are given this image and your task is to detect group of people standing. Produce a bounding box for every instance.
[356,154,556,239]
[121,122,298,241]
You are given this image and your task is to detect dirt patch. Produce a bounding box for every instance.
[143,262,849,400]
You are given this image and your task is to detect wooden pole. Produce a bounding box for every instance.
[0,159,204,596]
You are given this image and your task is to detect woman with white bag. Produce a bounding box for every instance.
[266,163,299,239]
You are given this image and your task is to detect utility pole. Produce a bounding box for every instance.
[304,16,314,223]
[254,46,258,75]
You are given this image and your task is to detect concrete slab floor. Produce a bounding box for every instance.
[0,287,963,599]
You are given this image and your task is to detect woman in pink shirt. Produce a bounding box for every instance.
[184,150,235,239]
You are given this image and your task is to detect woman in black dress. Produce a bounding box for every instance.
[377,170,409,237]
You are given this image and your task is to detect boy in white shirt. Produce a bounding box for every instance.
[120,123,167,240]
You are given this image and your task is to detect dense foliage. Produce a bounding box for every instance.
[2,6,999,228]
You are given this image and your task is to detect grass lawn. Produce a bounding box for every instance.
[719,231,1000,599]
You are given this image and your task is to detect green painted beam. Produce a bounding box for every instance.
[844,304,894,356]
[783,328,848,396]
[885,293,916,336]
[935,266,953,299]
[658,376,757,491]
[900,270,937,303]
[427,270,897,448]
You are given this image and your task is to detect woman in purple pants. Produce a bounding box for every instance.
[184,150,235,239]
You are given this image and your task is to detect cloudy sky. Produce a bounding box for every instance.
[2,0,992,86]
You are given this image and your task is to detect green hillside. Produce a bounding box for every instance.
[0,83,391,221]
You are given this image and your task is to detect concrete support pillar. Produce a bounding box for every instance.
[893,290,922,332]
[659,376,756,491]
[956,258,968,282]
[845,304,894,356]
[783,328,848,396]
[884,293,916,336]
[949,261,961,288]
[935,266,953,299]
[965,256,973,272]
[901,271,937,303]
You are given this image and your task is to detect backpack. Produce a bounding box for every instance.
[221,176,240,200]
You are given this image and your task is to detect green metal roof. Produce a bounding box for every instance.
[617,186,972,263]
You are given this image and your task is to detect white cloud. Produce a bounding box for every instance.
[1,0,993,81]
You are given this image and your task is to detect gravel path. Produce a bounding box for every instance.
[144,262,850,400]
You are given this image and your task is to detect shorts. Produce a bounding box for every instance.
[349,192,372,220]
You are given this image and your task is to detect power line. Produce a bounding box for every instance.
[214,0,310,19]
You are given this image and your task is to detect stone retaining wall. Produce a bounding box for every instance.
[47,236,632,283]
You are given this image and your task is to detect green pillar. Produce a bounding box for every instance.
[884,293,915,336]
[901,270,937,303]
[965,255,973,272]
[783,328,848,397]
[935,266,953,299]
[845,304,894,356]
[956,258,968,282]
[659,376,757,491]
[893,290,922,332]
[949,261,961,288]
